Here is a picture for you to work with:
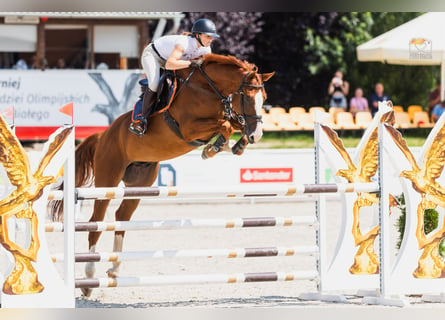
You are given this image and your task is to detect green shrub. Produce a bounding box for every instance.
[396,193,445,257]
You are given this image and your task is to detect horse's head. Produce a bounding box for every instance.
[230,68,274,144]
[200,54,274,144]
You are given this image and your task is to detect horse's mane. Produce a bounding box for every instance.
[202,53,257,72]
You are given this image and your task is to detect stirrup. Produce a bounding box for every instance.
[129,118,147,136]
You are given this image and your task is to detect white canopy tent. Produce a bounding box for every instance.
[356,12,445,99]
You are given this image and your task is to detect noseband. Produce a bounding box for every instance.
[196,66,264,128]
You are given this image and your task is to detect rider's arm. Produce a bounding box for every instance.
[165,44,195,70]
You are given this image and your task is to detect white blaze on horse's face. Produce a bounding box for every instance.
[249,90,264,143]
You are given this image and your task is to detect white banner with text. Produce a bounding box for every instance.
[0,69,141,127]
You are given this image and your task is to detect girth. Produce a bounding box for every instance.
[162,110,213,147]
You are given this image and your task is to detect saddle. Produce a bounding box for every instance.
[153,70,177,114]
[132,71,178,121]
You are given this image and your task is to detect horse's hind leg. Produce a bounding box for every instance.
[106,162,160,278]
[83,154,127,297]
[105,198,141,278]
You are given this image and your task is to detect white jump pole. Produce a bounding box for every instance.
[47,183,379,201]
[75,270,320,289]
[45,215,318,232]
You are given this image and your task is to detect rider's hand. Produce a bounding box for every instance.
[190,58,203,68]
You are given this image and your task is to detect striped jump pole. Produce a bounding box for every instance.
[75,270,319,289]
[45,215,318,232]
[47,182,379,201]
[51,246,319,263]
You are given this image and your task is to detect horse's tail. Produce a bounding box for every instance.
[48,132,101,221]
[75,132,101,187]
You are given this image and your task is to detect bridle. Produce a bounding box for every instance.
[177,65,264,128]
[196,66,264,128]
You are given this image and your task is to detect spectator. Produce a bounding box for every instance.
[370,82,390,117]
[428,80,441,118]
[431,100,445,122]
[349,87,369,117]
[14,59,28,70]
[55,58,66,69]
[30,55,39,69]
[328,70,349,121]
[39,57,48,71]
[96,62,109,70]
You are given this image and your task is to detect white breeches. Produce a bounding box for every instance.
[141,46,162,92]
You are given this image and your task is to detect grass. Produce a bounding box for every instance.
[233,128,430,149]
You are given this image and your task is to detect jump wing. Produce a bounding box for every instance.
[384,124,420,172]
[357,128,379,182]
[33,126,74,179]
[422,123,445,182]
[320,123,356,171]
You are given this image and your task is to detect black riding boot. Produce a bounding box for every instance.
[141,88,157,117]
[129,88,157,136]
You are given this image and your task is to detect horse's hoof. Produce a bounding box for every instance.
[201,145,217,160]
[81,287,93,298]
[232,145,246,156]
[232,136,248,155]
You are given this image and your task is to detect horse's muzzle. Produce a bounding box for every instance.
[247,122,263,143]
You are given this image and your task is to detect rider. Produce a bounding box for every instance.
[129,18,220,136]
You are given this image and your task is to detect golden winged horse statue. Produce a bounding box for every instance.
[384,122,445,278]
[0,115,72,294]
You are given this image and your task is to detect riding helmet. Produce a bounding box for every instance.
[192,19,220,38]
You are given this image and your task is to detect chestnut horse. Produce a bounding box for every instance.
[51,53,274,296]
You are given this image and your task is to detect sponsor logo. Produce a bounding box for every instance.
[240,168,293,183]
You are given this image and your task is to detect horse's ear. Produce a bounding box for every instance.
[261,72,275,82]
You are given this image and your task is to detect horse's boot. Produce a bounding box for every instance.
[202,134,227,159]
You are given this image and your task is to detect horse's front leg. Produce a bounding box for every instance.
[199,121,235,160]
[231,135,249,155]
[180,118,235,159]
[203,131,250,159]
[203,134,248,157]
[201,134,232,159]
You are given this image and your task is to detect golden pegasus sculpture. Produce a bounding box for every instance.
[0,115,72,294]
[384,122,445,278]
[320,110,397,275]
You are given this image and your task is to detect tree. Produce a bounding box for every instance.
[248,13,377,108]
[178,12,437,110]
[250,13,320,108]
[179,12,264,60]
